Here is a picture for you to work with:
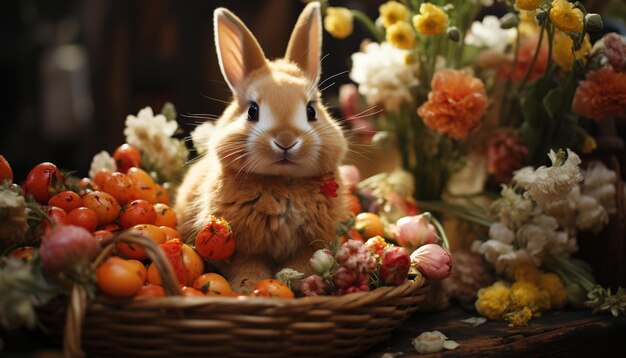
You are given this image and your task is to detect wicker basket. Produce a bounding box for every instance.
[46,233,429,357]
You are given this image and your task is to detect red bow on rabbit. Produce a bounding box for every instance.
[175,2,348,293]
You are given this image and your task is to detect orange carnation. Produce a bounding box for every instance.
[572,67,626,122]
[418,69,488,139]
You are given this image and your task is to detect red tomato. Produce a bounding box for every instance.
[194,216,235,261]
[77,177,99,194]
[67,207,98,232]
[42,206,70,234]
[94,170,112,189]
[93,230,113,244]
[23,162,64,204]
[119,199,157,228]
[113,144,142,174]
[99,223,122,233]
[48,191,83,213]
[0,155,13,183]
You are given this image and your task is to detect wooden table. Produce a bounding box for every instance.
[3,304,625,357]
[367,304,626,357]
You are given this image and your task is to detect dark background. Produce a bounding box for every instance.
[1,0,624,181]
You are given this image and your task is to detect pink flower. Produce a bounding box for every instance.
[300,275,332,297]
[379,247,411,285]
[339,165,361,193]
[486,129,529,184]
[335,239,377,274]
[602,33,626,72]
[333,267,370,294]
[410,244,453,280]
[393,214,438,252]
[339,83,359,119]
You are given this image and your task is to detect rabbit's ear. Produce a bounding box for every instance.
[214,8,267,94]
[285,2,322,86]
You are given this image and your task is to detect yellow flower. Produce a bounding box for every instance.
[475,281,511,320]
[515,0,542,11]
[413,3,448,36]
[505,307,533,327]
[379,1,409,29]
[324,7,353,39]
[581,136,597,154]
[538,273,568,309]
[387,21,416,49]
[552,31,591,70]
[510,281,551,312]
[513,265,541,284]
[550,0,584,33]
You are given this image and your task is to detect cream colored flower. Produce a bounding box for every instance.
[124,106,189,180]
[88,150,116,179]
[540,185,580,233]
[412,331,458,353]
[465,16,517,52]
[513,149,583,205]
[576,195,609,233]
[349,42,418,112]
[582,161,617,214]
[491,185,533,229]
[190,121,217,155]
[0,189,28,239]
[489,222,515,244]
[324,7,353,39]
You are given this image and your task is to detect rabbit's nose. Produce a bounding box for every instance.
[273,140,299,152]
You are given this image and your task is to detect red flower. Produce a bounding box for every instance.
[572,67,626,122]
[379,246,411,285]
[319,175,339,197]
[486,130,529,184]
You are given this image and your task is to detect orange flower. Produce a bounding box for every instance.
[572,67,626,122]
[418,69,488,139]
[498,34,549,82]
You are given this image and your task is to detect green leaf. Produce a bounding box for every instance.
[543,87,566,120]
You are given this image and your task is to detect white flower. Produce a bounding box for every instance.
[124,106,189,180]
[488,222,515,244]
[0,189,28,239]
[412,331,459,353]
[190,121,217,155]
[88,151,116,179]
[465,16,516,52]
[475,240,514,268]
[491,185,533,229]
[513,149,583,205]
[496,249,537,277]
[576,195,609,233]
[540,185,581,234]
[350,42,418,112]
[582,161,617,214]
[0,190,24,209]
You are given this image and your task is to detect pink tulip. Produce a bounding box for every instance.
[410,244,453,280]
[379,246,411,285]
[394,214,438,251]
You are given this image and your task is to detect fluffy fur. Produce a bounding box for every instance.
[176,3,348,292]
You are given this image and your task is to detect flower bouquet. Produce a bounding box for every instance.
[321,0,626,325]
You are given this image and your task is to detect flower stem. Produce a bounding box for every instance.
[428,213,451,252]
[517,21,546,94]
[351,10,385,43]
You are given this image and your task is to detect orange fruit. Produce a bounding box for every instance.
[116,224,166,260]
[182,244,204,286]
[355,212,385,239]
[113,144,141,174]
[153,203,177,228]
[82,191,121,226]
[194,216,235,261]
[253,279,294,299]
[135,284,165,299]
[48,191,83,213]
[67,207,98,232]
[193,273,233,296]
[96,256,146,298]
[119,199,157,228]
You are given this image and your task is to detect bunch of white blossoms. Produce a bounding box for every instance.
[124,106,189,181]
[349,42,418,113]
[473,149,618,278]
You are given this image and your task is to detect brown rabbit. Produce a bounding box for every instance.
[175,2,348,293]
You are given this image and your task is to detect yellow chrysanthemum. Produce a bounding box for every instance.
[581,136,597,154]
[552,31,591,70]
[538,273,568,309]
[324,7,353,39]
[379,1,409,28]
[386,21,416,49]
[510,281,551,312]
[475,281,511,320]
[550,0,584,33]
[515,0,542,11]
[505,307,533,327]
[513,264,541,284]
[413,3,448,36]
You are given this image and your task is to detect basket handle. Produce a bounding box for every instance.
[63,231,182,357]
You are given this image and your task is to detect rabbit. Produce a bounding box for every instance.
[175,2,348,293]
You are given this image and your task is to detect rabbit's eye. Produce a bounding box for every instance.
[306,103,316,121]
[247,102,259,122]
